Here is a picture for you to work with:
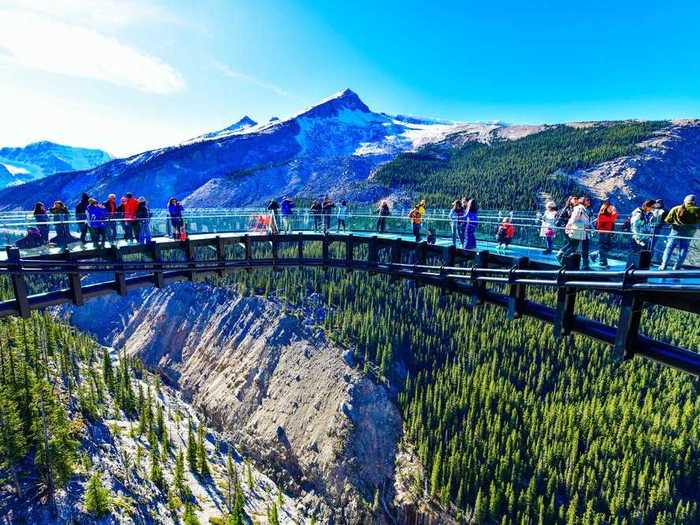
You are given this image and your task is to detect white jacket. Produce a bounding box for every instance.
[566,204,590,240]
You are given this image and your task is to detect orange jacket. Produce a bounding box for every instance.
[408,209,422,225]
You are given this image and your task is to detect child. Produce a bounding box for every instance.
[496,216,515,252]
[427,228,436,245]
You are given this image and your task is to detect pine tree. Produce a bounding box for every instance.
[267,502,280,525]
[174,449,189,498]
[187,418,198,473]
[183,501,201,525]
[197,423,210,478]
[150,446,165,490]
[474,488,487,524]
[0,387,27,496]
[84,471,112,517]
[102,349,114,394]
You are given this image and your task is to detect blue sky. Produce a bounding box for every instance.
[1,0,699,157]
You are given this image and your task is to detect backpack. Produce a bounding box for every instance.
[555,207,571,228]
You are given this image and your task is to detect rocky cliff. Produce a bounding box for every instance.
[60,283,402,523]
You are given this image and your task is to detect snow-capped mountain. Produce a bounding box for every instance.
[0,89,530,209]
[0,141,112,189]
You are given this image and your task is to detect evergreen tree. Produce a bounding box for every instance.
[101,349,114,394]
[187,418,198,473]
[84,471,112,517]
[197,423,210,478]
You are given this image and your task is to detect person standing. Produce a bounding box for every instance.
[464,198,479,250]
[310,199,322,231]
[267,198,281,234]
[33,202,49,245]
[649,199,667,261]
[49,201,72,249]
[376,201,390,233]
[336,199,348,232]
[136,197,152,244]
[408,204,422,242]
[280,196,295,233]
[556,197,579,264]
[75,192,90,244]
[496,216,515,252]
[103,194,118,242]
[168,197,185,239]
[595,199,618,269]
[539,201,558,255]
[123,192,140,242]
[659,194,699,270]
[448,200,465,247]
[117,197,130,240]
[580,196,594,270]
[321,195,334,233]
[630,200,655,252]
[86,198,107,246]
[558,198,590,266]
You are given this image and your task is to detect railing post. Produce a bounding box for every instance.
[271,235,280,272]
[345,234,354,272]
[554,253,580,338]
[243,234,252,271]
[6,247,30,318]
[614,251,651,361]
[390,238,402,282]
[413,241,427,287]
[110,245,128,297]
[185,238,196,281]
[471,250,489,306]
[322,233,330,268]
[297,232,304,261]
[367,236,379,272]
[507,257,528,320]
[216,236,226,277]
[442,244,456,268]
[150,241,164,288]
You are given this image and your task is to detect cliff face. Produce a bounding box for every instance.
[571,120,700,209]
[61,283,402,523]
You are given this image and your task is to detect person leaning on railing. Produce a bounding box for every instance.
[659,194,699,271]
[75,192,90,244]
[630,199,655,252]
[280,196,294,233]
[49,200,73,249]
[376,201,390,233]
[33,202,49,245]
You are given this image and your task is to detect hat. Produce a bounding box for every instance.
[684,194,696,205]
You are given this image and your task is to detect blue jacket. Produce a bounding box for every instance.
[86,204,107,228]
[281,199,294,216]
[168,203,184,217]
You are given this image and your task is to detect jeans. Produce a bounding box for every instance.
[90,227,106,244]
[544,236,553,253]
[313,214,321,231]
[106,219,117,241]
[79,222,88,243]
[464,223,477,249]
[376,217,386,233]
[558,236,581,264]
[138,221,151,244]
[451,222,464,246]
[337,219,346,231]
[323,213,331,232]
[661,229,692,269]
[598,232,612,266]
[412,223,421,242]
[282,215,292,233]
[122,221,133,240]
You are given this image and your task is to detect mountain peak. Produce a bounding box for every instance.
[298,88,370,119]
[224,116,257,132]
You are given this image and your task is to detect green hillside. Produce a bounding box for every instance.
[373,121,669,209]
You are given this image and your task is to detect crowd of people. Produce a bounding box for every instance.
[16,191,700,271]
[19,193,186,249]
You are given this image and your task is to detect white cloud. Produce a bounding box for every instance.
[212,60,290,98]
[0,8,185,94]
[0,83,195,157]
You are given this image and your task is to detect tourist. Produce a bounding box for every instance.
[409,204,423,242]
[336,199,348,232]
[558,198,590,266]
[464,198,479,250]
[580,196,594,270]
[496,216,515,252]
[168,197,185,239]
[539,201,558,254]
[103,194,118,242]
[49,200,73,249]
[427,228,436,245]
[659,194,699,270]
[310,199,322,231]
[376,201,390,233]
[33,202,49,245]
[630,199,655,252]
[75,192,90,244]
[322,195,334,232]
[595,199,618,269]
[86,198,107,246]
[136,197,152,244]
[448,200,465,247]
[280,196,295,233]
[267,198,280,234]
[123,192,140,242]
[117,197,131,241]
[555,197,579,262]
[649,199,667,260]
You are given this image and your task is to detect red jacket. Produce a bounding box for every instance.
[124,197,139,220]
[597,206,618,232]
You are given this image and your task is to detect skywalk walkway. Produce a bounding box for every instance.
[1,222,699,376]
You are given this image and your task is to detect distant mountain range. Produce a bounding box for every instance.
[0,141,111,189]
[0,90,697,210]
